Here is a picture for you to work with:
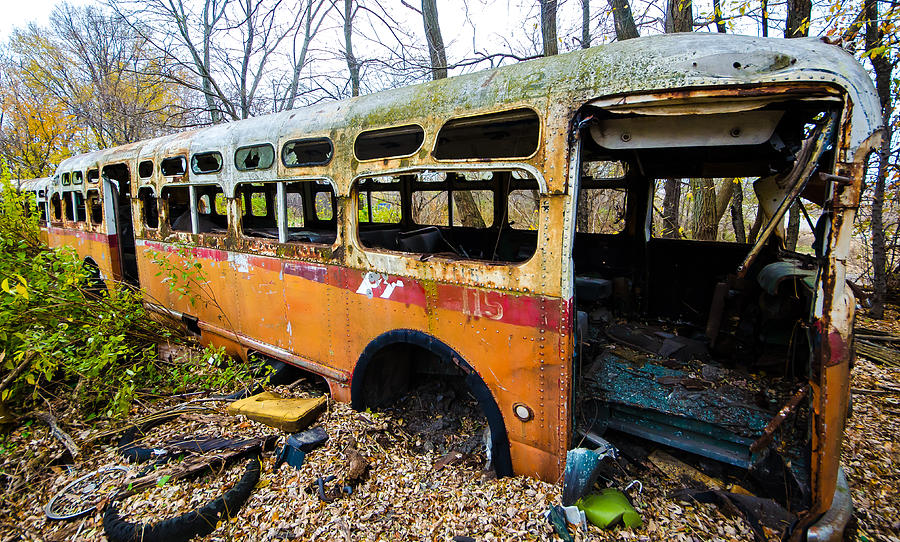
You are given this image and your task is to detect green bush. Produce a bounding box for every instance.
[0,180,254,419]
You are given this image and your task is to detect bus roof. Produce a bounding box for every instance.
[55,33,881,184]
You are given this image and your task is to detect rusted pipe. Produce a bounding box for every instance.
[737,113,837,279]
[749,385,809,453]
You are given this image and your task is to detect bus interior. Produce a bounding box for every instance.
[571,96,843,511]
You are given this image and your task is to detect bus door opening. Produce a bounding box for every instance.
[102,163,140,285]
[570,94,843,512]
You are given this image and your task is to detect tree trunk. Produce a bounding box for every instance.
[285,0,325,110]
[661,178,681,238]
[454,192,487,228]
[747,209,763,245]
[785,201,800,250]
[201,0,221,123]
[607,0,639,40]
[581,0,590,48]
[344,0,360,97]
[422,0,447,80]
[665,0,693,33]
[761,0,768,37]
[540,0,558,56]
[865,0,893,318]
[785,0,811,37]
[730,183,746,243]
[691,178,718,241]
[713,0,726,33]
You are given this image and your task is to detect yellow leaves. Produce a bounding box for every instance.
[1,275,29,300]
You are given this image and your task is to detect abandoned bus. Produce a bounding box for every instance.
[33,33,881,539]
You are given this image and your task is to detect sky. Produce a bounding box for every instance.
[0,0,90,41]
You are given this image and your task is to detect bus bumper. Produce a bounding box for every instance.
[807,467,852,542]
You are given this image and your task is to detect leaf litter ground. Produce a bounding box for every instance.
[3,349,900,541]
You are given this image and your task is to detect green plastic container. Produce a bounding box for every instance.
[577,489,643,529]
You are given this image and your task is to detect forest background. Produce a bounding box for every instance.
[0,0,897,316]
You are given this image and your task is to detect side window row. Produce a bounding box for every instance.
[140,181,338,246]
[135,108,542,180]
[46,190,103,226]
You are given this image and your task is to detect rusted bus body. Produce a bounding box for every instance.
[44,33,880,539]
[17,177,51,244]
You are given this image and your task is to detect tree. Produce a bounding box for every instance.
[283,1,332,110]
[421,0,447,79]
[8,5,181,148]
[110,0,313,122]
[343,0,361,96]
[785,0,812,37]
[863,0,895,318]
[607,0,639,41]
[666,0,693,33]
[540,0,559,56]
[581,0,591,48]
[0,61,82,178]
[661,179,682,238]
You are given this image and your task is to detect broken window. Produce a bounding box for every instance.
[507,190,539,230]
[283,181,337,244]
[433,108,540,160]
[355,125,424,161]
[356,168,537,262]
[161,156,187,177]
[191,152,223,174]
[138,187,159,229]
[51,194,62,222]
[62,173,71,186]
[577,160,627,235]
[87,169,99,184]
[358,178,402,224]
[63,192,75,221]
[162,186,191,233]
[73,192,85,223]
[73,171,84,185]
[138,160,154,178]
[236,144,275,171]
[87,190,102,225]
[282,138,332,167]
[412,190,449,226]
[37,195,47,223]
[237,182,276,239]
[195,185,228,234]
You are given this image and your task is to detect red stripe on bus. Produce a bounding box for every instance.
[139,241,567,329]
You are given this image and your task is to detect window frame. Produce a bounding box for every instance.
[237,178,338,245]
[281,137,334,168]
[235,143,276,171]
[191,151,224,175]
[353,124,425,162]
[432,108,541,161]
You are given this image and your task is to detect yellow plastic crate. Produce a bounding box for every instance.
[226,391,327,432]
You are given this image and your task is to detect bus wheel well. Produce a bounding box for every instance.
[351,329,512,477]
[82,257,107,293]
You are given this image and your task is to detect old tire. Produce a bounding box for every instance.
[103,457,260,542]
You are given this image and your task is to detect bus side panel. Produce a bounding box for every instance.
[47,226,120,283]
[340,269,569,480]
[136,241,242,335]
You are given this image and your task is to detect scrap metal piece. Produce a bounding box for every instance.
[737,112,839,279]
[750,385,809,454]
[563,446,616,506]
[45,466,129,521]
[806,468,853,542]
